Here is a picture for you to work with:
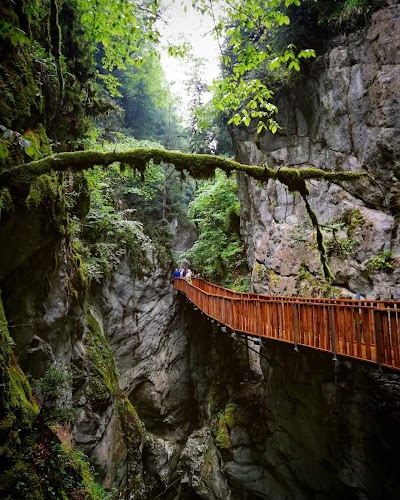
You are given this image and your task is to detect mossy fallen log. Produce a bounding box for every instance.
[0,148,368,196]
[0,148,370,281]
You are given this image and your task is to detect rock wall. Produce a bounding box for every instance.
[235,1,400,299]
[177,303,400,500]
[0,199,201,497]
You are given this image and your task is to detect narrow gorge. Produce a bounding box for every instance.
[0,1,399,499]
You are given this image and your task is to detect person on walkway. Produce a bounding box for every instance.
[186,268,192,283]
[181,268,187,279]
[173,268,180,278]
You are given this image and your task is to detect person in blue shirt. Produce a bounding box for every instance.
[173,268,181,278]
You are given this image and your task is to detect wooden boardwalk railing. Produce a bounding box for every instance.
[174,278,400,371]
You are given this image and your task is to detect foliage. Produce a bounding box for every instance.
[191,0,315,133]
[322,222,358,257]
[81,139,187,277]
[182,170,248,284]
[80,156,155,281]
[365,251,394,273]
[33,365,76,425]
[116,54,185,145]
[0,187,13,219]
[328,0,371,25]
[344,208,366,237]
[183,55,232,155]
[296,265,341,298]
[75,0,162,95]
[215,402,238,449]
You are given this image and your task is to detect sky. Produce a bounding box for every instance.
[157,0,222,114]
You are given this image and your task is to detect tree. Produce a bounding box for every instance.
[185,56,232,155]
[192,0,315,133]
[183,170,247,285]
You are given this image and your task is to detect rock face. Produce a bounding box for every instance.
[235,2,400,299]
[173,304,400,500]
[94,260,197,439]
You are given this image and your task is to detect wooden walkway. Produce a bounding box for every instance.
[174,278,400,371]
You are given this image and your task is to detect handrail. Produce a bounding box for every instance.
[190,277,399,308]
[174,278,400,371]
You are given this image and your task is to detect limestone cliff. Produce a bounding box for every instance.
[235,1,400,299]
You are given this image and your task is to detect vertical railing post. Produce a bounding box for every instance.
[374,309,382,370]
[330,307,338,363]
[293,303,299,352]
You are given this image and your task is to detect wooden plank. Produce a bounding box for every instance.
[323,306,329,351]
[353,308,362,358]
[390,309,400,367]
[382,309,392,365]
[347,307,354,357]
[362,309,373,361]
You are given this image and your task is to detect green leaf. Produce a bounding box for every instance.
[0,142,9,159]
[289,60,300,71]
[298,49,316,59]
[257,122,267,134]
[243,116,251,126]
[9,28,30,46]
[24,146,37,157]
[269,57,280,70]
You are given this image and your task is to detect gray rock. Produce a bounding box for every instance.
[235,3,400,299]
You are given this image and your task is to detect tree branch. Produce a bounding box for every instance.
[0,148,368,194]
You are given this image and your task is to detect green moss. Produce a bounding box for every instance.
[0,433,113,500]
[85,311,118,406]
[345,208,366,237]
[296,265,341,298]
[254,263,267,281]
[0,187,13,219]
[116,394,146,443]
[215,402,238,450]
[301,194,334,282]
[0,294,38,460]
[25,173,59,208]
[207,382,228,415]
[22,125,52,160]
[0,300,119,498]
[365,250,394,273]
[269,269,280,285]
[1,148,368,191]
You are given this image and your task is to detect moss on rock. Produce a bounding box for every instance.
[0,187,13,219]
[84,311,118,408]
[0,293,38,460]
[215,402,238,450]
